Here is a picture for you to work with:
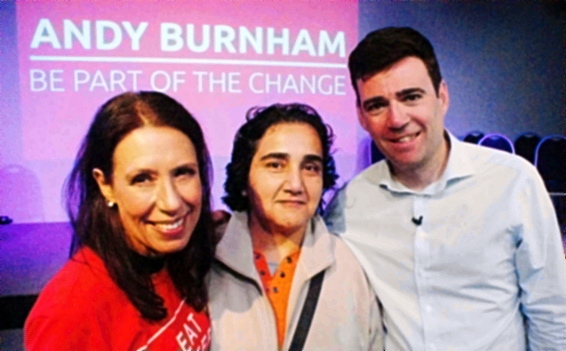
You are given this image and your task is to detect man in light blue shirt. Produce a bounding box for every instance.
[324,27,566,350]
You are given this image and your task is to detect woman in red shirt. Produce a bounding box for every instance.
[25,91,215,350]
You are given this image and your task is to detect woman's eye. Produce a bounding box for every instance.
[304,163,322,174]
[175,167,197,177]
[131,173,151,184]
[266,161,283,170]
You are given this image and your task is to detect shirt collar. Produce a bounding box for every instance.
[373,130,476,195]
[215,211,334,282]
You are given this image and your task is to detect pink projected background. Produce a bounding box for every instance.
[14,1,359,221]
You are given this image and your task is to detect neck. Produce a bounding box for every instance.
[129,249,166,275]
[391,133,450,191]
[249,217,306,264]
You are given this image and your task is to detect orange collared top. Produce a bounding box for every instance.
[253,249,302,349]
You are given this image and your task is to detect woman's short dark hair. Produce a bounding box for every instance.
[65,91,214,321]
[223,103,338,213]
[349,26,443,104]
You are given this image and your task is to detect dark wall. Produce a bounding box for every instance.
[358,2,565,140]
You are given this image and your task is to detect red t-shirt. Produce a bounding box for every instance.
[24,247,211,351]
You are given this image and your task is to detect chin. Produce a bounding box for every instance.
[155,240,191,255]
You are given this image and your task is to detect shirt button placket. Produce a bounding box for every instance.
[414,195,433,348]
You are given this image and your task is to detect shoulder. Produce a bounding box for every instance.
[327,232,361,264]
[308,228,381,347]
[323,231,374,294]
[36,248,115,299]
[347,161,385,189]
[323,162,388,234]
[462,140,538,175]
[330,162,388,208]
[24,248,129,350]
[457,141,545,192]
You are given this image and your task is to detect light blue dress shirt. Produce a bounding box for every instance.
[324,132,566,351]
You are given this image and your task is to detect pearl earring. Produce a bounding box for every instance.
[107,201,115,208]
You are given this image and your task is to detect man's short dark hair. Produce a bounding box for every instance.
[223,103,338,213]
[349,26,443,104]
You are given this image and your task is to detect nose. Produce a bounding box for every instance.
[284,166,304,195]
[156,178,182,214]
[386,101,409,130]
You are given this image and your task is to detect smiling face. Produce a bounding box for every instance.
[94,126,202,256]
[356,56,450,179]
[247,122,323,239]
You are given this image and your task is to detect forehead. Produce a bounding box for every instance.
[113,126,196,170]
[357,57,433,97]
[254,122,322,157]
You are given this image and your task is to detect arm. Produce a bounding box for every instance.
[368,287,385,351]
[325,189,385,350]
[323,186,347,235]
[514,173,566,349]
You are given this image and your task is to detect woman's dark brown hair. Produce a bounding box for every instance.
[65,91,214,321]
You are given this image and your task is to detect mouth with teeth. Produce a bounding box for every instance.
[147,211,191,236]
[392,132,420,143]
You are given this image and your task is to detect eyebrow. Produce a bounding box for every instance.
[259,152,288,161]
[174,162,199,169]
[303,154,323,164]
[125,162,198,177]
[396,88,425,98]
[258,153,323,164]
[124,168,156,182]
[362,87,427,110]
[362,96,388,111]
[127,168,155,176]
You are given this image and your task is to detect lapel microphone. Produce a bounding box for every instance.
[412,216,423,226]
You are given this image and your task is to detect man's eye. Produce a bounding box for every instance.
[404,93,422,102]
[364,103,385,115]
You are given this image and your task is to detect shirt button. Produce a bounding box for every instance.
[273,287,279,293]
[424,305,433,313]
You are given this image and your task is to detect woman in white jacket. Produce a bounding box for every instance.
[208,103,383,351]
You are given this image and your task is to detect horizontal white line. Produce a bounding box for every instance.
[29,55,347,68]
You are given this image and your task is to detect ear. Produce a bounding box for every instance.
[356,105,369,132]
[438,80,450,116]
[93,168,115,204]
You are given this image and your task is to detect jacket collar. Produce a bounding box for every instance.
[215,211,334,287]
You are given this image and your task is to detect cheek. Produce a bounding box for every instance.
[247,181,277,216]
[249,171,278,200]
[358,113,370,131]
[364,118,386,135]
[307,178,324,202]
[178,180,203,206]
[115,190,154,220]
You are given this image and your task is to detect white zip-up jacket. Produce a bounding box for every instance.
[208,211,383,351]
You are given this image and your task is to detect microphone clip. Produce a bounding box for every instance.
[412,216,423,226]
